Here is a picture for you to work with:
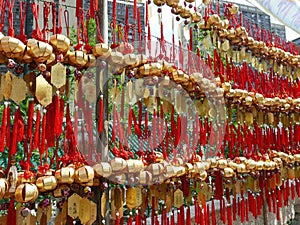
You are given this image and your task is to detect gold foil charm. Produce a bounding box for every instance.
[173,189,184,208]
[35,75,52,107]
[51,62,66,88]
[126,187,137,209]
[68,193,82,219]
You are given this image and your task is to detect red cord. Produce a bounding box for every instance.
[7,0,15,37]
[17,1,27,42]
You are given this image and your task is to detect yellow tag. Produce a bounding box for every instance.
[36,75,53,107]
[126,187,137,209]
[136,186,143,207]
[84,82,96,103]
[101,192,107,218]
[87,200,97,225]
[68,193,82,219]
[51,62,66,88]
[173,189,184,208]
[10,73,27,103]
[0,215,7,225]
[3,71,13,100]
[113,187,124,211]
[79,197,91,224]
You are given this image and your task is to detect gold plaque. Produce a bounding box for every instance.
[126,187,137,209]
[51,62,66,88]
[68,193,82,219]
[35,75,53,107]
[173,189,184,208]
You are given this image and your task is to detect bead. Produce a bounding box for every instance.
[38,63,47,72]
[21,208,30,217]
[7,59,16,69]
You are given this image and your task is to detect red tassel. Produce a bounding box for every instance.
[241,196,245,222]
[40,110,47,162]
[292,182,295,201]
[227,204,232,225]
[10,108,21,155]
[186,206,191,225]
[128,106,133,135]
[206,204,210,225]
[98,96,104,134]
[7,198,16,225]
[211,200,216,225]
[0,104,7,152]
[245,198,249,222]
[5,105,10,149]
[233,197,236,221]
[33,107,41,149]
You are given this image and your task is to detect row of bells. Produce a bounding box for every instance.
[0,149,299,203]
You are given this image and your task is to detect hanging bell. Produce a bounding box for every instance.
[15,183,39,203]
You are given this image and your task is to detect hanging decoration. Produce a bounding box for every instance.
[0,0,298,225]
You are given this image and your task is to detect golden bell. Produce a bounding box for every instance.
[109,51,124,65]
[207,158,218,168]
[36,175,57,192]
[208,14,220,26]
[139,170,152,184]
[218,159,228,169]
[224,167,235,178]
[228,4,239,15]
[93,162,112,177]
[68,50,88,67]
[110,157,127,172]
[171,6,184,15]
[46,53,56,66]
[1,37,11,53]
[86,54,96,67]
[124,54,138,66]
[49,34,70,54]
[227,28,236,40]
[191,12,202,23]
[180,9,191,19]
[75,166,95,183]
[166,0,179,7]
[147,163,164,176]
[55,166,75,184]
[0,178,8,199]
[153,0,166,6]
[93,43,111,59]
[126,159,144,173]
[164,165,175,178]
[117,42,134,54]
[199,171,208,181]
[31,41,53,62]
[15,183,39,203]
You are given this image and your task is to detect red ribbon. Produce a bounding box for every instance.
[7,0,14,37]
[0,105,7,152]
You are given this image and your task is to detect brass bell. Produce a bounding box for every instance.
[15,183,39,203]
[75,166,95,183]
[36,175,58,192]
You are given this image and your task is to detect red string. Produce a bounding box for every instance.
[10,108,21,156]
[33,108,41,150]
[17,1,27,42]
[0,1,6,32]
[52,3,57,35]
[89,0,94,18]
[76,0,82,18]
[64,9,69,37]
[7,0,15,37]
[0,105,7,152]
[95,13,104,43]
[40,110,47,164]
[98,96,104,134]
[42,2,51,40]
[7,198,16,225]
[134,0,137,21]
[31,2,42,40]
